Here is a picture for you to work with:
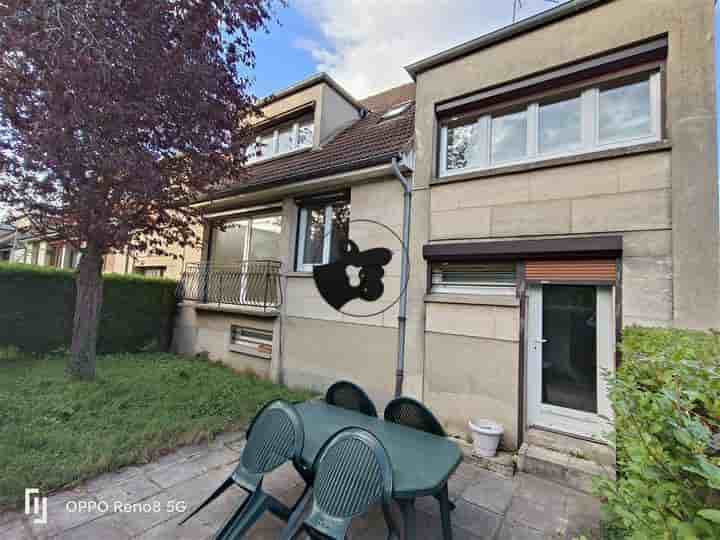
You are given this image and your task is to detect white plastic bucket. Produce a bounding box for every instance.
[468,419,504,457]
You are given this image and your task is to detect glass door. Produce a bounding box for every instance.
[526,284,614,440]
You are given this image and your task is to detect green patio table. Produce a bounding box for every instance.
[294,400,463,540]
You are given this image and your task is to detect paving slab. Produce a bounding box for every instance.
[0,429,603,540]
[461,469,515,514]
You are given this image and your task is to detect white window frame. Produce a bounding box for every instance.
[246,117,314,165]
[296,204,335,272]
[439,71,661,178]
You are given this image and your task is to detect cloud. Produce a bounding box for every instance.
[294,0,567,98]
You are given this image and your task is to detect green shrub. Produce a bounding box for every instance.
[596,327,720,539]
[0,263,177,354]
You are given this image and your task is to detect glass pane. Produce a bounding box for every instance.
[302,208,326,265]
[277,125,295,154]
[45,246,58,267]
[211,219,248,265]
[492,110,527,163]
[445,122,483,172]
[63,247,74,269]
[248,215,282,260]
[539,96,582,154]
[541,285,598,413]
[255,133,275,160]
[599,78,651,143]
[297,118,314,148]
[328,202,350,263]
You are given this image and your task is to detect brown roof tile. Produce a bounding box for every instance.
[209,84,416,198]
[360,83,416,112]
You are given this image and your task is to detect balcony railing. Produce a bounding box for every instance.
[177,261,283,311]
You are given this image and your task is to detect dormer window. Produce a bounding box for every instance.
[245,113,314,164]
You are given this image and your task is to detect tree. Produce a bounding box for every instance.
[0,0,281,379]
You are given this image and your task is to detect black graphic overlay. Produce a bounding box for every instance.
[312,219,409,318]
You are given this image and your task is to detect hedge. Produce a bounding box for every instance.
[0,263,177,354]
[596,327,720,539]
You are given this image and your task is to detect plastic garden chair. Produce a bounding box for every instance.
[179,399,306,539]
[325,380,378,417]
[384,397,455,539]
[280,427,400,540]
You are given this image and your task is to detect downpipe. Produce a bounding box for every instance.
[392,156,412,398]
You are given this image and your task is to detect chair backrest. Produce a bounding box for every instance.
[233,400,304,490]
[325,381,378,417]
[305,428,393,539]
[384,397,446,437]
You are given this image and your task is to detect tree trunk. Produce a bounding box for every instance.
[67,245,104,380]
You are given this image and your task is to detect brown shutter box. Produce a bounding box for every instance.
[525,259,617,283]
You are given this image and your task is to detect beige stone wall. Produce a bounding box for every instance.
[430,153,671,240]
[410,0,717,446]
[258,82,359,148]
[430,152,675,326]
[281,316,397,410]
[279,176,405,402]
[415,0,717,330]
[173,306,275,378]
[425,300,521,449]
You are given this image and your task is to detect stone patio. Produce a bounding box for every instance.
[0,431,603,540]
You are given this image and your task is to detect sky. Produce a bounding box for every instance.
[249,0,570,99]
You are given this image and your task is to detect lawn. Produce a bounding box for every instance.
[0,352,314,509]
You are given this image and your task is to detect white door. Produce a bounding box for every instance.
[526,284,614,441]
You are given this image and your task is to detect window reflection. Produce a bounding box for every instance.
[599,79,651,143]
[492,110,527,164]
[539,95,582,154]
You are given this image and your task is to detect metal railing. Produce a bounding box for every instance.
[177,260,283,310]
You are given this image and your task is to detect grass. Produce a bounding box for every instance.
[0,351,314,509]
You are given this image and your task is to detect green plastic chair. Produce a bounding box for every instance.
[281,427,400,540]
[325,380,378,417]
[384,397,455,539]
[179,399,306,539]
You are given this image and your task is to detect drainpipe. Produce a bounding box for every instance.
[392,155,413,398]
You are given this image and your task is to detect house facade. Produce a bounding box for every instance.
[3,216,200,278]
[174,0,718,451]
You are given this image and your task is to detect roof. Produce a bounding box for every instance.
[405,0,612,78]
[258,73,366,112]
[360,83,416,111]
[207,84,416,200]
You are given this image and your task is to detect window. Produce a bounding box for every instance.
[492,109,528,164]
[139,266,165,278]
[439,71,661,177]
[245,114,314,164]
[45,245,59,267]
[210,213,282,265]
[230,325,273,359]
[431,262,517,295]
[296,199,350,272]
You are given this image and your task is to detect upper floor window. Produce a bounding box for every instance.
[296,198,350,272]
[210,213,283,265]
[245,114,314,164]
[439,71,661,177]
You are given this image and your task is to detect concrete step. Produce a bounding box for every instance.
[526,428,615,467]
[517,430,616,494]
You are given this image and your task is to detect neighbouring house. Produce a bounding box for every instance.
[0,224,16,261]
[173,0,718,458]
[3,216,200,278]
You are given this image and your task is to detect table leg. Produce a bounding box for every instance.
[438,485,453,540]
[399,499,416,540]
